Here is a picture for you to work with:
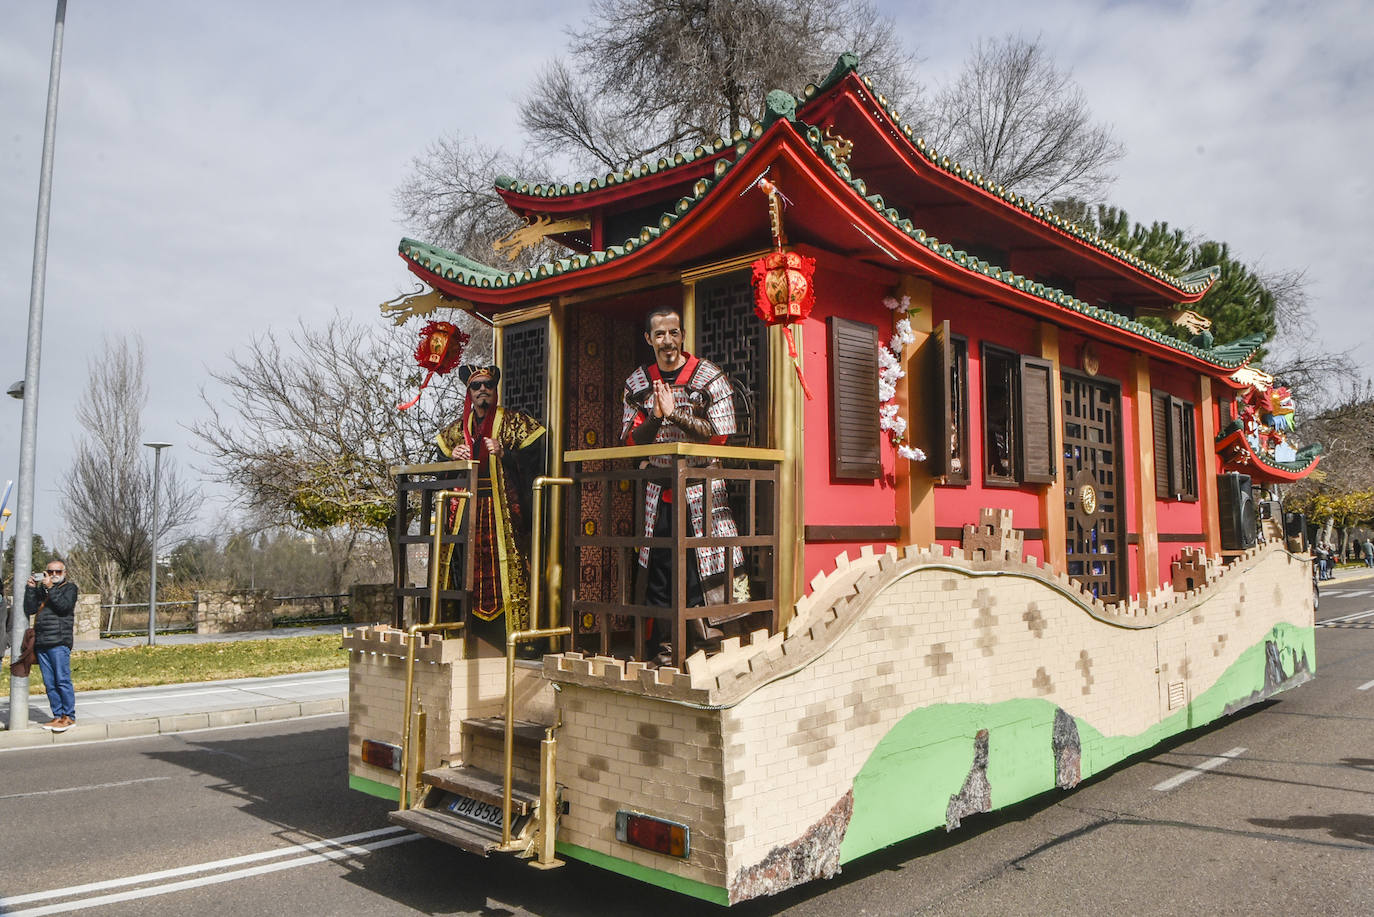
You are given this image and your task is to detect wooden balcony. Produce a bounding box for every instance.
[561,443,784,668]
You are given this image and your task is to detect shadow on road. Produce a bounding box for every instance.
[141,721,394,847]
[1249,813,1374,846]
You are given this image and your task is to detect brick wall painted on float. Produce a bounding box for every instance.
[345,626,555,787]
[717,544,1312,876]
[554,685,728,890]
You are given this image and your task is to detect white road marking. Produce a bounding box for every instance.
[0,826,415,912]
[1318,609,1374,625]
[1358,679,1374,691]
[0,776,170,801]
[1152,747,1247,792]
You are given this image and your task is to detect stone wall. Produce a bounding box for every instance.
[74,593,102,641]
[348,583,394,625]
[194,590,273,634]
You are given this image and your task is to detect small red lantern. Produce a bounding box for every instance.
[397,319,470,411]
[749,175,815,399]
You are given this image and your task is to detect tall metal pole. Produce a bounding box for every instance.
[9,0,68,731]
[144,442,171,647]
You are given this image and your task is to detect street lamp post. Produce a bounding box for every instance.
[144,442,171,646]
[9,0,68,731]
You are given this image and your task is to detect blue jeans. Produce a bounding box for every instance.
[35,645,75,720]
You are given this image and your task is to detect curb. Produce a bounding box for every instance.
[0,697,347,751]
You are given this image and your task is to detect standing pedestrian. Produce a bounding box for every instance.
[1363,537,1372,568]
[24,558,78,731]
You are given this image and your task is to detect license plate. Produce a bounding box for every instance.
[446,793,504,829]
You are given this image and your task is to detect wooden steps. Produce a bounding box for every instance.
[389,806,504,856]
[421,764,540,816]
[389,717,552,858]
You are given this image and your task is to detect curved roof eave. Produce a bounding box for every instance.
[400,118,1259,373]
[815,70,1217,305]
[1215,428,1322,483]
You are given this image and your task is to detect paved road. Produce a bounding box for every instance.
[1,601,1369,915]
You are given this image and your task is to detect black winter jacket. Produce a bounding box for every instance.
[25,579,78,649]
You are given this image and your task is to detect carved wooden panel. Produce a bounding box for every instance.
[1062,372,1126,602]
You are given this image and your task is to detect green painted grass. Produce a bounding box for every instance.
[1,634,346,696]
[840,622,1314,864]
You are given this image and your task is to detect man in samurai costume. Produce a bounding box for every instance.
[436,365,546,649]
[621,307,747,662]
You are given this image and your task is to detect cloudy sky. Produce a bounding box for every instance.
[2,0,1370,545]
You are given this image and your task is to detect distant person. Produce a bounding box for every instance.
[25,558,78,731]
[1363,538,1373,568]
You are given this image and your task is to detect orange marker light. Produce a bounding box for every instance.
[616,811,690,858]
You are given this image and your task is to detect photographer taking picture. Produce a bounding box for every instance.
[25,559,78,732]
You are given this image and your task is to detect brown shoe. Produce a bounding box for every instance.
[40,717,63,730]
[51,717,72,733]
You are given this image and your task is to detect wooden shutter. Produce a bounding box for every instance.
[828,316,881,479]
[1018,356,1055,483]
[1167,397,1186,498]
[927,320,953,478]
[1152,391,1171,499]
[1170,397,1198,500]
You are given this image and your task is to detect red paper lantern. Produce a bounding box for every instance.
[751,250,816,399]
[397,319,470,411]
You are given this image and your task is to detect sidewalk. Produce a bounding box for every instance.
[0,626,348,751]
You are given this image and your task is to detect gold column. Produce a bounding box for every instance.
[681,281,697,352]
[1130,352,1160,596]
[895,276,935,547]
[1038,323,1066,573]
[1198,375,1222,556]
[771,322,804,622]
[544,302,567,628]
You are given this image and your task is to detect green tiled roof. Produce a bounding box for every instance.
[481,53,1217,299]
[401,88,1257,370]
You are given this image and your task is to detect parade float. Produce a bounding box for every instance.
[342,54,1319,905]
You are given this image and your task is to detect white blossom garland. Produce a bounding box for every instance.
[878,294,927,462]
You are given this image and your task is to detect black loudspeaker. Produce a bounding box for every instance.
[1258,500,1282,521]
[1218,473,1257,550]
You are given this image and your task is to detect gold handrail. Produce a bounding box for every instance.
[398,487,469,811]
[500,625,571,849]
[398,620,464,809]
[427,489,470,627]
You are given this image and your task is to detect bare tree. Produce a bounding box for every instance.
[399,0,920,264]
[523,0,920,171]
[393,136,563,269]
[925,34,1123,204]
[61,337,199,603]
[193,314,491,585]
[1260,267,1359,412]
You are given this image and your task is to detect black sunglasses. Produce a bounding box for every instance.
[469,380,496,390]
[45,569,63,575]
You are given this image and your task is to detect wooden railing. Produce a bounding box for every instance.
[561,443,783,668]
[390,460,477,629]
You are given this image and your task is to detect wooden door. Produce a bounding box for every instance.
[1061,372,1127,602]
